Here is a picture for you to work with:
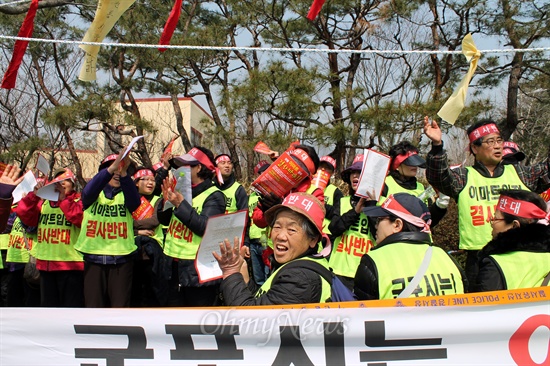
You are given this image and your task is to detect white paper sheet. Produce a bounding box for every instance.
[35,183,59,201]
[120,135,144,160]
[35,154,50,176]
[355,148,391,201]
[195,210,248,283]
[12,171,37,204]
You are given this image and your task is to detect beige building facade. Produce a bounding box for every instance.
[34,97,213,180]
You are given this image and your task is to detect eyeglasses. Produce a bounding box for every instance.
[489,216,506,224]
[481,137,504,147]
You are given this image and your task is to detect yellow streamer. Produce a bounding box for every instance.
[437,33,481,125]
[78,0,136,81]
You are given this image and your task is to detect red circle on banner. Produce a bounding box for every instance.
[509,314,550,365]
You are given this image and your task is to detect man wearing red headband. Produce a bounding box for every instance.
[354,193,466,300]
[473,190,549,292]
[158,146,226,307]
[213,153,248,214]
[424,118,550,290]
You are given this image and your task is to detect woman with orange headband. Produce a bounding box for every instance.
[473,189,550,292]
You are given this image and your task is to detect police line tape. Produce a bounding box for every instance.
[1,288,548,365]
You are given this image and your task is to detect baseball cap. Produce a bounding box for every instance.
[264,192,326,238]
[341,154,364,184]
[363,193,431,229]
[502,141,526,162]
[320,156,336,170]
[254,160,270,175]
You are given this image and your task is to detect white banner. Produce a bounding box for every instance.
[1,289,549,365]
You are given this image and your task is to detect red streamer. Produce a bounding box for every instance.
[158,0,183,52]
[2,0,40,89]
[306,0,326,20]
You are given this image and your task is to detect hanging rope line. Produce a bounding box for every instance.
[1,34,549,55]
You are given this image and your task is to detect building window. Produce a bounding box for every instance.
[191,127,202,146]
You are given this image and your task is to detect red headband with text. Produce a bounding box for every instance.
[497,196,549,221]
[133,169,154,180]
[381,195,431,232]
[468,123,499,143]
[215,155,231,165]
[391,150,417,170]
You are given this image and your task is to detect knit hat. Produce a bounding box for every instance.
[341,154,364,184]
[254,160,270,175]
[264,192,326,238]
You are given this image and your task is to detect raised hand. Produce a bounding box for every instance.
[423,116,442,146]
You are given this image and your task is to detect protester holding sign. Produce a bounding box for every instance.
[74,151,141,308]
[131,167,167,307]
[354,193,466,300]
[0,164,23,232]
[327,154,376,290]
[251,145,324,229]
[473,190,550,292]
[15,168,84,307]
[214,192,331,305]
[313,156,343,235]
[157,146,226,307]
[423,117,550,291]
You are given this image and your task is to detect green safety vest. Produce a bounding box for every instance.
[458,166,528,250]
[491,251,550,290]
[322,184,338,235]
[378,175,425,204]
[6,217,36,264]
[135,196,165,248]
[0,232,9,250]
[367,242,464,299]
[221,181,240,213]
[248,192,270,248]
[74,191,136,256]
[256,256,332,303]
[329,197,375,278]
[164,186,220,260]
[35,201,83,262]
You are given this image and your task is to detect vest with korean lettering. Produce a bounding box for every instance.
[74,192,135,255]
[368,242,464,299]
[328,197,375,278]
[491,251,550,290]
[35,201,83,262]
[379,175,424,204]
[164,186,219,260]
[255,257,331,302]
[458,166,528,250]
[6,217,36,263]
[220,181,240,214]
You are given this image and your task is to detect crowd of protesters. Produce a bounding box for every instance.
[0,118,548,307]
